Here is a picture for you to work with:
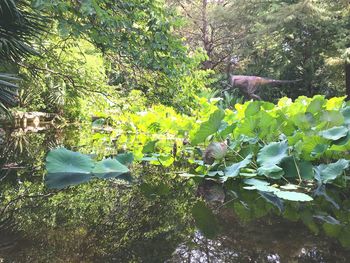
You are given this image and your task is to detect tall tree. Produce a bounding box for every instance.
[173,0,350,100]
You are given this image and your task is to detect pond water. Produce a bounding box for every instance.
[1,124,350,262]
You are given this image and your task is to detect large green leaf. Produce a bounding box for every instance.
[244,178,270,186]
[46,147,94,174]
[243,184,278,192]
[320,111,344,127]
[319,126,348,140]
[315,159,350,183]
[92,158,130,179]
[245,101,261,117]
[191,109,225,145]
[341,106,350,125]
[142,140,158,154]
[292,112,314,130]
[257,164,284,179]
[274,191,313,202]
[306,95,326,114]
[280,157,314,179]
[257,141,288,167]
[221,154,252,182]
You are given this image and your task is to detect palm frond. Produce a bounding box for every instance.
[0,0,47,61]
[0,73,19,116]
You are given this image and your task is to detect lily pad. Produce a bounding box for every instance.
[244,178,270,186]
[257,141,288,167]
[257,164,284,179]
[280,157,314,180]
[243,185,278,192]
[222,154,252,181]
[319,126,348,140]
[92,158,130,179]
[341,106,350,125]
[315,159,349,184]
[46,147,94,174]
[274,191,313,202]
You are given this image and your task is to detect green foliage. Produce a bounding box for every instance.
[103,95,350,203]
[190,109,225,145]
[0,0,46,61]
[0,73,19,116]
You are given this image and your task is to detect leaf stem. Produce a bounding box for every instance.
[293,155,302,185]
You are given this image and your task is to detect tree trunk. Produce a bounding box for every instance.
[346,62,350,100]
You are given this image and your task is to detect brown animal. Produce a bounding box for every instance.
[229,75,301,100]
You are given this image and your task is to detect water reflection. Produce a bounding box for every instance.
[1,124,350,262]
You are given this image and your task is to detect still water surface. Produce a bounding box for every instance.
[1,124,350,262]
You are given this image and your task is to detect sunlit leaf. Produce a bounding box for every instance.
[46,147,93,174]
[319,126,348,140]
[320,111,344,127]
[142,140,158,154]
[191,109,225,145]
[257,164,284,179]
[315,159,349,183]
[274,191,313,202]
[306,95,325,114]
[222,154,252,181]
[341,106,350,125]
[92,158,130,180]
[257,141,288,167]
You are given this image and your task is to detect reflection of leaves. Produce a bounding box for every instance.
[192,201,220,239]
[140,182,170,198]
[323,223,342,238]
[259,191,284,212]
[339,227,350,247]
[45,172,92,189]
[313,185,340,209]
[313,215,340,225]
